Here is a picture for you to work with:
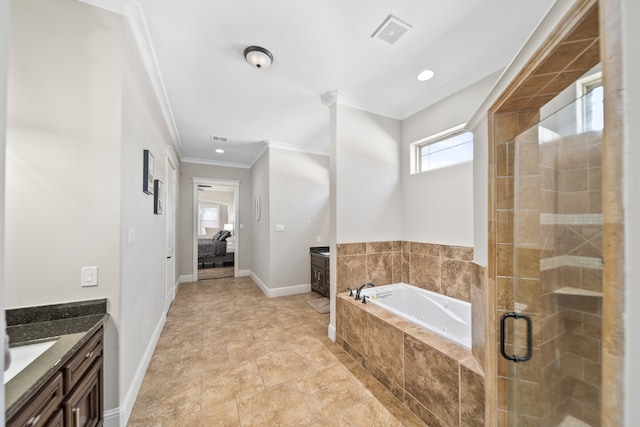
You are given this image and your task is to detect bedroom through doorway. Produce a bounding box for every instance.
[192,179,240,281]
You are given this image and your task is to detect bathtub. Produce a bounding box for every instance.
[359,283,471,349]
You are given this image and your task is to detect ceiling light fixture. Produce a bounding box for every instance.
[244,46,273,69]
[417,69,435,81]
[215,149,224,154]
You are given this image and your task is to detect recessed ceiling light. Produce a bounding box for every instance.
[215,149,224,154]
[417,69,435,81]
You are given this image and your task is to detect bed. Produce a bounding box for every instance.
[198,230,234,266]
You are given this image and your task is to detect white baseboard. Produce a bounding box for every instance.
[238,269,251,277]
[328,323,336,342]
[178,274,193,286]
[103,311,167,427]
[248,271,311,298]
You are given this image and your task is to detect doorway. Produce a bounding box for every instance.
[192,178,240,281]
[165,149,178,309]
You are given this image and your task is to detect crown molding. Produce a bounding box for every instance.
[181,157,251,169]
[320,90,403,120]
[77,0,123,14]
[247,143,269,169]
[77,0,184,158]
[267,140,329,157]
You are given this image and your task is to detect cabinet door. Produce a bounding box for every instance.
[7,372,64,427]
[64,359,103,427]
[317,268,327,297]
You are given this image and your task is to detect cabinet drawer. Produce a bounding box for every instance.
[7,372,64,427]
[63,328,103,394]
[311,255,328,269]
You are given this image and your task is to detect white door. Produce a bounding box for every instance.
[165,154,177,310]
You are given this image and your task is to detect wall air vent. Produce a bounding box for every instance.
[371,15,412,45]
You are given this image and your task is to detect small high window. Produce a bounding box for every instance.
[411,124,473,173]
[577,72,603,132]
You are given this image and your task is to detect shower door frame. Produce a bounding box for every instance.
[484,0,626,424]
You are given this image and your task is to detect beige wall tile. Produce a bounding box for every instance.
[404,335,459,426]
[337,242,366,256]
[441,259,471,302]
[409,253,441,292]
[367,241,392,253]
[366,253,393,286]
[336,254,366,294]
[460,364,486,426]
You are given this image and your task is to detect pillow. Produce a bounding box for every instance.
[210,230,225,240]
[216,230,232,241]
[205,227,219,239]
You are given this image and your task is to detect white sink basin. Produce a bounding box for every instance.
[4,340,57,384]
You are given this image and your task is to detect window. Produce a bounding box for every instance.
[412,123,473,173]
[198,205,219,234]
[577,72,603,132]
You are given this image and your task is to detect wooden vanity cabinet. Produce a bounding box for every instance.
[310,253,329,297]
[6,372,64,427]
[7,327,104,427]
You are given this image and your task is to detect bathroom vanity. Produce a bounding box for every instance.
[310,247,330,297]
[5,299,108,427]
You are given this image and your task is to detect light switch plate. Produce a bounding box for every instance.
[127,228,136,246]
[275,224,285,232]
[81,266,98,287]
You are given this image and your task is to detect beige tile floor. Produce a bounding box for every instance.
[127,276,426,426]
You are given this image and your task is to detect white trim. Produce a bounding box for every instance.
[328,324,336,342]
[77,0,124,14]
[105,311,166,427]
[320,90,402,120]
[268,140,329,157]
[238,269,251,277]
[124,1,183,157]
[247,143,269,168]
[178,274,193,286]
[249,271,311,298]
[182,157,251,170]
[192,178,241,280]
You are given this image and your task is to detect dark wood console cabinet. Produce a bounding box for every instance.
[310,252,329,297]
[8,327,104,427]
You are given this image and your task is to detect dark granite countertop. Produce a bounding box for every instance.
[310,246,330,256]
[5,299,108,420]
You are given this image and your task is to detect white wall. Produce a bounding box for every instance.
[177,162,251,276]
[5,0,123,412]
[335,105,402,243]
[402,73,498,247]
[118,23,176,424]
[269,148,330,288]
[622,0,640,422]
[250,151,271,286]
[0,0,9,421]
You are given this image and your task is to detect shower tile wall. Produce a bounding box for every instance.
[538,129,603,426]
[506,124,603,426]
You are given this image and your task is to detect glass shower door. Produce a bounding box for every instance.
[504,90,603,426]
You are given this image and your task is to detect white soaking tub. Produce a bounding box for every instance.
[360,283,471,349]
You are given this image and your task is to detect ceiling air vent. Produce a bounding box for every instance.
[211,135,228,142]
[371,15,412,45]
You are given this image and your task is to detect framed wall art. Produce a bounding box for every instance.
[143,149,154,195]
[154,179,163,214]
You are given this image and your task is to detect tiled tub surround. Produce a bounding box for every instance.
[337,293,484,426]
[5,299,109,419]
[336,241,487,370]
[336,241,474,303]
[359,283,471,349]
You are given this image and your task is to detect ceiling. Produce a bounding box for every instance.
[129,0,556,167]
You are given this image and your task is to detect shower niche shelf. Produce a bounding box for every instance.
[553,287,602,297]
